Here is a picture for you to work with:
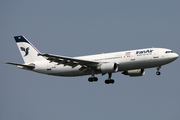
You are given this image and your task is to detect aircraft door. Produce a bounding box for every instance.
[152,49,160,66]
[130,54,135,61]
[153,49,159,58]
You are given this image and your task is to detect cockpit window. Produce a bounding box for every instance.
[165,51,173,53]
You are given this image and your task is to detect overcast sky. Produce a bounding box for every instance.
[1,0,180,120]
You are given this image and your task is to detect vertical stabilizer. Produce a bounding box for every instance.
[14,36,46,63]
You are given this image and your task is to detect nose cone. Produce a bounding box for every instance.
[174,53,179,59]
[170,53,179,61]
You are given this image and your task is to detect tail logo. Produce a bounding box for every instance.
[20,47,29,56]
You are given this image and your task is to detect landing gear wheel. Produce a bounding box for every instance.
[105,79,114,84]
[93,77,98,81]
[156,71,161,75]
[88,77,93,82]
[110,79,115,84]
[88,77,98,82]
[105,80,110,84]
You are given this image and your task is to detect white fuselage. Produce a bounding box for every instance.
[33,48,178,77]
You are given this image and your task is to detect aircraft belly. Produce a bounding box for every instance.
[118,61,139,71]
[118,56,153,71]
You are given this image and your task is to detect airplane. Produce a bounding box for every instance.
[5,35,178,84]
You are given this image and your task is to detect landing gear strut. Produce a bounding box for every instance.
[105,73,114,84]
[156,66,161,75]
[88,69,98,82]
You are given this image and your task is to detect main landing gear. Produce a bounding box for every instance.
[156,66,161,75]
[88,69,98,82]
[104,73,114,84]
[88,70,114,84]
[88,76,98,82]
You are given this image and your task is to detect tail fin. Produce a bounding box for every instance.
[14,35,46,63]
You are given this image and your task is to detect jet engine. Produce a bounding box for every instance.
[97,63,118,73]
[122,69,145,77]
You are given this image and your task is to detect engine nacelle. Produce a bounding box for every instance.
[97,63,118,73]
[122,69,145,77]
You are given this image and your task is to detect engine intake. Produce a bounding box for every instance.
[97,63,118,73]
[122,69,145,77]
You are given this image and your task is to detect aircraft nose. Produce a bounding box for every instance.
[172,53,179,60]
[175,53,179,59]
[167,52,178,63]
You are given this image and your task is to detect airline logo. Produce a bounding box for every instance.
[136,49,153,54]
[20,47,29,56]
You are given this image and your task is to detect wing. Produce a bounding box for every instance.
[41,53,103,70]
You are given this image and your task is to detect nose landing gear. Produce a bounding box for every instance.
[156,66,161,75]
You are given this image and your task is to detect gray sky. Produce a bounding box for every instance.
[1,0,180,120]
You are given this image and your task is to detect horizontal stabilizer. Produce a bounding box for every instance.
[5,62,35,69]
